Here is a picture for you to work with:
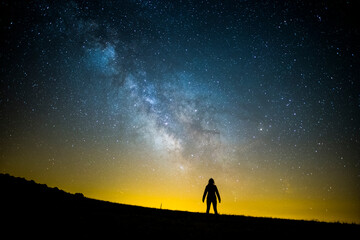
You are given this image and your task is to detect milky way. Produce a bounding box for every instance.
[1,0,359,223]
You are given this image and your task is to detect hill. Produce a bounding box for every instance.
[1,173,359,237]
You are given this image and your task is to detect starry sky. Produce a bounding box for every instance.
[1,0,359,223]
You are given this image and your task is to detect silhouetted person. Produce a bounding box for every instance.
[202,178,221,214]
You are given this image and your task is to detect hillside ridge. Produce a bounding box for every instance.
[1,173,358,237]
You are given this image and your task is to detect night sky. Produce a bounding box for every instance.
[1,0,359,223]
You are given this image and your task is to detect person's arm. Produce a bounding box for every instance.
[202,186,208,202]
[215,186,221,203]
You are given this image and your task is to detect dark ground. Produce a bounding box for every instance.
[1,173,359,238]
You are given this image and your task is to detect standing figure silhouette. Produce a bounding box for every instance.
[202,178,221,214]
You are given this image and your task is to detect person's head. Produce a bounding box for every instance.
[208,178,214,185]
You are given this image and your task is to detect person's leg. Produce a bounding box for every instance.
[206,199,211,214]
[213,200,218,214]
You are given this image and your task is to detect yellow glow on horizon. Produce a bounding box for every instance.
[1,146,359,224]
[74,168,360,224]
[85,187,360,224]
